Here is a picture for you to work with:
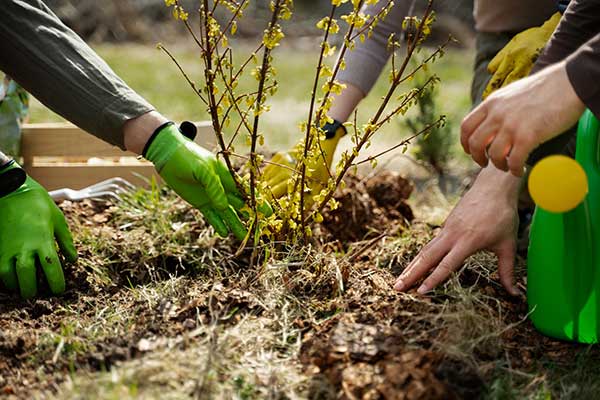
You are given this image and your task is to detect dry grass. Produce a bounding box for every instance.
[56,315,307,399]
[2,177,599,400]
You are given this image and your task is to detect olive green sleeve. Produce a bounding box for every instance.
[0,0,154,149]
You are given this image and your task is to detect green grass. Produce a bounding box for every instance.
[28,39,474,153]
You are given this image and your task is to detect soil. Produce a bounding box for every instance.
[320,171,414,245]
[1,171,598,399]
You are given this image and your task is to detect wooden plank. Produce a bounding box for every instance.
[27,164,160,191]
[194,121,217,150]
[20,121,215,158]
[20,121,216,190]
[21,124,132,158]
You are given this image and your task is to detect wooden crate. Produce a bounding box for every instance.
[20,122,215,191]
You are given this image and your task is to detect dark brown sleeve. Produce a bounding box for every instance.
[565,34,600,115]
[531,0,600,116]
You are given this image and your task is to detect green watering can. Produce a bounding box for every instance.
[528,109,600,343]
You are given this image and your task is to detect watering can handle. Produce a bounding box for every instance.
[575,109,600,169]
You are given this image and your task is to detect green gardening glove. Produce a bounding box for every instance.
[0,161,77,298]
[144,122,250,240]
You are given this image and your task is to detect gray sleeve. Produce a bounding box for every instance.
[0,0,155,149]
[336,1,409,95]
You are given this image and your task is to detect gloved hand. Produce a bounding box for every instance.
[264,120,346,202]
[0,162,77,298]
[482,12,561,99]
[144,122,251,240]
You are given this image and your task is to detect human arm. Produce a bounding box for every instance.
[531,0,600,116]
[462,61,585,176]
[264,1,407,199]
[394,163,521,295]
[0,0,154,149]
[336,0,409,96]
[0,1,252,239]
[462,0,600,176]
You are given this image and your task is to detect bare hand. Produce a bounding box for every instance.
[461,62,585,177]
[394,165,521,295]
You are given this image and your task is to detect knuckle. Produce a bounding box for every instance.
[486,96,498,107]
[460,118,470,132]
[489,110,504,124]
[468,135,480,150]
[524,134,538,147]
[514,131,531,146]
[420,238,438,254]
[503,120,519,135]
[488,144,502,159]
[412,252,431,270]
[436,261,454,275]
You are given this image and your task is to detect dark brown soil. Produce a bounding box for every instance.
[1,173,598,399]
[320,171,414,245]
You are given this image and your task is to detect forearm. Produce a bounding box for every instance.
[123,111,169,154]
[526,0,600,159]
[477,163,522,204]
[0,0,154,149]
[0,151,11,167]
[327,83,365,122]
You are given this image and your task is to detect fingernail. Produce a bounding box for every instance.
[394,279,405,291]
[417,284,428,294]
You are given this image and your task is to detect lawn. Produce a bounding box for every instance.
[5,36,600,400]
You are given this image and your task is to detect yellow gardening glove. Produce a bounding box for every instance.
[264,120,346,204]
[483,12,561,99]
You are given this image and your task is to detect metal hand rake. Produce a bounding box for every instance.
[49,177,135,202]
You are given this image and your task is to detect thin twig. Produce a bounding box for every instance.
[200,0,245,196]
[213,0,247,47]
[249,0,285,210]
[158,44,208,105]
[297,4,338,239]
[353,116,445,166]
[348,0,394,41]
[308,0,436,223]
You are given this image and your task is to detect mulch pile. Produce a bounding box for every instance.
[321,171,414,244]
